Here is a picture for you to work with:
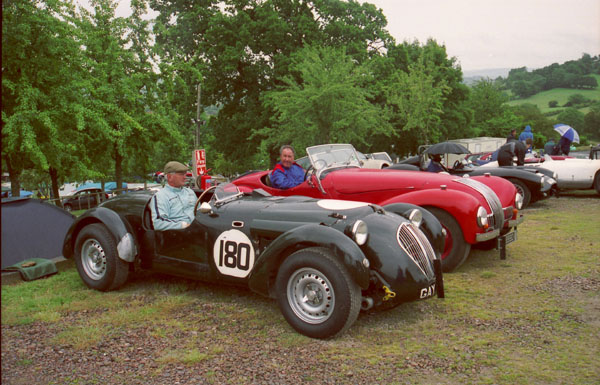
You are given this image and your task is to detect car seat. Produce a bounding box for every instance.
[261,173,272,187]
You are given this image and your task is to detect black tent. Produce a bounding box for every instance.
[1,197,74,269]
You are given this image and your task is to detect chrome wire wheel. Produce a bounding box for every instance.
[80,238,107,280]
[287,267,335,324]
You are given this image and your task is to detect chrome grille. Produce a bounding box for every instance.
[454,178,504,230]
[397,223,436,280]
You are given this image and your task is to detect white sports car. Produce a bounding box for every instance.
[481,153,600,194]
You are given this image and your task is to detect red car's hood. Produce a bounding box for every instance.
[327,168,455,194]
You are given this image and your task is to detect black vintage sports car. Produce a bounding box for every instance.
[62,185,444,339]
[391,154,557,208]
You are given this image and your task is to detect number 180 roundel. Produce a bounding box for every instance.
[213,229,255,278]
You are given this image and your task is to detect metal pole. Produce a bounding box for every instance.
[196,84,201,149]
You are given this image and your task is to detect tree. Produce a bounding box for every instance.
[2,0,93,200]
[465,79,518,137]
[583,103,600,140]
[556,108,585,134]
[381,54,449,153]
[151,0,393,172]
[259,46,391,162]
[75,0,186,192]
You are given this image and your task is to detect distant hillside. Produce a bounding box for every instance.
[506,74,600,114]
[463,68,511,85]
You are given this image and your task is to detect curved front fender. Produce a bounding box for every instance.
[62,207,138,263]
[383,203,445,258]
[248,224,370,297]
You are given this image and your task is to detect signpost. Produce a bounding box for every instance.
[194,149,206,177]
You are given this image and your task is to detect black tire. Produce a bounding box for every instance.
[427,208,471,273]
[594,173,600,195]
[74,223,129,291]
[508,178,531,208]
[64,204,72,212]
[275,247,361,339]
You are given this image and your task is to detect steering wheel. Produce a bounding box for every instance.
[193,185,217,216]
[304,165,314,181]
[453,160,463,170]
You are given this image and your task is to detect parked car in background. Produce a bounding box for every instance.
[232,143,524,273]
[62,188,109,211]
[392,152,557,208]
[62,184,444,339]
[481,154,600,195]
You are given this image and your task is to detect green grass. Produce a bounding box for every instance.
[2,192,599,384]
[506,74,600,113]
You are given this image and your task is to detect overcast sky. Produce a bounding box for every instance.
[83,0,599,72]
[365,0,600,71]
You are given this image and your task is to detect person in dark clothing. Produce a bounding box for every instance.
[506,128,517,141]
[544,138,556,155]
[270,145,305,189]
[498,138,531,166]
[557,136,572,155]
[426,154,447,173]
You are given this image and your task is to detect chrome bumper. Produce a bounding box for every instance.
[476,228,500,242]
[508,214,524,228]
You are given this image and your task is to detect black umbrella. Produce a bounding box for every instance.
[424,142,471,155]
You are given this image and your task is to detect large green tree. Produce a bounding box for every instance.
[2,0,92,199]
[151,0,392,173]
[465,79,520,138]
[75,0,186,191]
[259,45,391,164]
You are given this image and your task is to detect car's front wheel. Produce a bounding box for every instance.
[427,208,471,273]
[508,178,531,208]
[275,247,361,339]
[64,203,72,212]
[594,172,600,195]
[74,223,129,291]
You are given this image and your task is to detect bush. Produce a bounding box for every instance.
[548,100,558,108]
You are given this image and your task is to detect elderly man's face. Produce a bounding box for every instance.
[167,171,187,188]
[280,148,295,168]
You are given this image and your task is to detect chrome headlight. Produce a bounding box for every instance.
[408,209,422,227]
[514,192,524,210]
[350,220,368,246]
[476,206,488,228]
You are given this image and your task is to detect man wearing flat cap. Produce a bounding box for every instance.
[150,161,196,230]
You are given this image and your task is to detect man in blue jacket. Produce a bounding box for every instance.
[271,145,304,189]
[518,125,534,153]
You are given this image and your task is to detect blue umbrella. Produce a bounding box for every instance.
[553,124,580,143]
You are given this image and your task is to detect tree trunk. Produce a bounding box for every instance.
[115,144,123,195]
[49,167,61,207]
[4,156,22,197]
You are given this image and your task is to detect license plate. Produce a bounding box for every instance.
[497,230,517,248]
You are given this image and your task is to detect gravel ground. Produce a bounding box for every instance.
[2,191,598,384]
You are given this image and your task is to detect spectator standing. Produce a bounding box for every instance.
[519,125,534,153]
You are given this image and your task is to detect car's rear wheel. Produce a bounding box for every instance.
[275,247,361,339]
[74,223,129,291]
[508,178,531,208]
[427,208,471,273]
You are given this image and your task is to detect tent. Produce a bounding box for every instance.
[1,197,74,269]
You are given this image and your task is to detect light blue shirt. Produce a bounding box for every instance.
[151,185,196,230]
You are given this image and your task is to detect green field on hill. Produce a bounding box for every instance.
[506,74,600,114]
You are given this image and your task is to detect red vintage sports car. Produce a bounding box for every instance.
[232,144,524,272]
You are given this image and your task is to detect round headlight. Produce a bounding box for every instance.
[351,220,368,246]
[515,192,524,210]
[408,209,422,227]
[476,206,488,228]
